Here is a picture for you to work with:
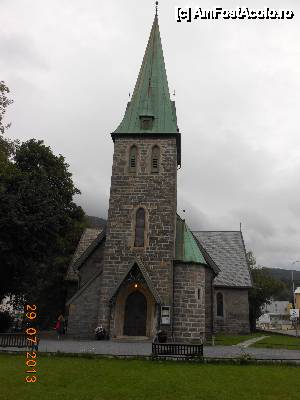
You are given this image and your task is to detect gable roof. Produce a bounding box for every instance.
[193,231,252,288]
[108,258,161,303]
[65,228,104,281]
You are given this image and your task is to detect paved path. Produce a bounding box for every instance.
[235,336,269,348]
[2,339,300,360]
[263,329,299,337]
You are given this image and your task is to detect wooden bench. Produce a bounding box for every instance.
[0,333,39,351]
[152,342,203,360]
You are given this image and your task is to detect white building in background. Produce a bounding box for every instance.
[262,301,289,315]
[257,300,292,330]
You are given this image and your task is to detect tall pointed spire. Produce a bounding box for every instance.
[114,6,178,134]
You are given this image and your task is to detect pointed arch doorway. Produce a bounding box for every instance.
[123,291,147,336]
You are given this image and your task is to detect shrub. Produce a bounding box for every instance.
[0,311,13,332]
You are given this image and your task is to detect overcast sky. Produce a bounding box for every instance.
[1,0,300,270]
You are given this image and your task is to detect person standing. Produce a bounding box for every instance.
[55,314,65,340]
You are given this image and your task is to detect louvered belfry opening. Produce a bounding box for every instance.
[129,145,137,172]
[151,146,160,173]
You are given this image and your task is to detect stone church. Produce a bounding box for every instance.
[65,9,252,340]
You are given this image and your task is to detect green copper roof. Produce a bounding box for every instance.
[114,13,178,134]
[175,215,207,265]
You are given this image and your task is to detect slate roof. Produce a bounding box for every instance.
[66,225,251,289]
[65,228,102,281]
[193,231,252,288]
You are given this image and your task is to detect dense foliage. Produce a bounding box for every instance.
[247,251,287,331]
[0,311,13,333]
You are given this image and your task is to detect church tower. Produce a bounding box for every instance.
[98,6,181,337]
[66,3,251,341]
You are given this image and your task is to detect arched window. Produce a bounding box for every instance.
[151,146,160,174]
[129,145,137,173]
[134,208,145,247]
[216,292,224,317]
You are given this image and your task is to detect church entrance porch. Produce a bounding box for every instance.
[112,282,157,339]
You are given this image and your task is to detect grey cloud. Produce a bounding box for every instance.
[0,34,47,70]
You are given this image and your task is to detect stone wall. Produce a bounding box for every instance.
[67,274,102,338]
[98,136,178,334]
[173,263,206,340]
[213,288,250,333]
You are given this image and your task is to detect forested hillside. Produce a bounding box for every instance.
[265,268,300,302]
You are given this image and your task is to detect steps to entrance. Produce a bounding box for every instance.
[112,336,151,343]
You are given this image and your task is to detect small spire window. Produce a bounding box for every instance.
[129,145,137,173]
[151,146,160,174]
[134,208,145,247]
[140,115,154,130]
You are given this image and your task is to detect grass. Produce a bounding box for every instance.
[1,354,300,400]
[210,332,263,346]
[208,332,300,349]
[251,334,300,350]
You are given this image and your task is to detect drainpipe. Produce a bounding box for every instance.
[108,301,112,337]
[210,275,214,337]
[171,262,174,340]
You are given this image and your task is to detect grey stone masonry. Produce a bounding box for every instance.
[173,263,207,340]
[67,274,102,338]
[98,137,178,332]
[213,288,250,334]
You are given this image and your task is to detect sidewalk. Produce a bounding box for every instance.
[2,338,300,361]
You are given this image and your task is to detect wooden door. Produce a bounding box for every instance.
[123,291,147,336]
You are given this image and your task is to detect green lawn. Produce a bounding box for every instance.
[207,332,300,349]
[251,334,300,350]
[210,332,262,346]
[1,354,300,400]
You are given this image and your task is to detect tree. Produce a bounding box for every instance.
[247,251,286,331]
[0,139,85,325]
[0,311,13,333]
[0,81,13,135]
[0,81,16,164]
